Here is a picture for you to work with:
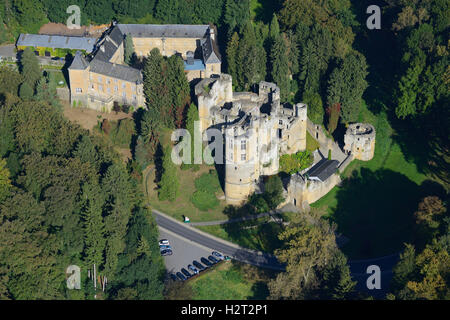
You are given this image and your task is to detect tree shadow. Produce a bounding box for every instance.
[331,168,443,259]
[153,143,164,183]
[252,0,282,24]
[390,103,450,187]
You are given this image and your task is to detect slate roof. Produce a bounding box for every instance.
[201,36,221,64]
[306,159,339,182]
[116,24,210,38]
[17,34,96,52]
[90,59,142,84]
[69,51,89,70]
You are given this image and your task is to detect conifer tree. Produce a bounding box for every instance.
[270,35,290,101]
[158,145,179,202]
[20,47,41,89]
[124,34,135,66]
[81,180,106,269]
[226,32,240,87]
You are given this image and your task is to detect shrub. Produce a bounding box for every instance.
[191,190,219,211]
[279,150,313,174]
[109,119,135,147]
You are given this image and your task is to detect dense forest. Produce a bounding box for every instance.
[0,0,449,300]
[0,54,165,299]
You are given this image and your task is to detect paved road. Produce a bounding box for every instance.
[154,209,399,297]
[153,210,285,270]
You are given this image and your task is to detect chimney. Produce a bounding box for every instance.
[186,51,194,65]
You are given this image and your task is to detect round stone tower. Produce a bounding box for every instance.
[224,122,259,205]
[344,123,376,161]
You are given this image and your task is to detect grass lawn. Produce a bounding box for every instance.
[45,69,67,87]
[189,260,270,300]
[306,131,320,151]
[196,217,284,253]
[311,104,432,259]
[145,163,229,222]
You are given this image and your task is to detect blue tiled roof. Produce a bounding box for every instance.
[184,59,205,71]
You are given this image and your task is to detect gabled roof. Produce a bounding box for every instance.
[116,24,210,38]
[69,51,89,70]
[306,159,339,182]
[17,34,96,52]
[90,59,142,84]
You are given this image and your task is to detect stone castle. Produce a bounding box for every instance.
[17,23,376,209]
[195,74,376,208]
[195,74,308,204]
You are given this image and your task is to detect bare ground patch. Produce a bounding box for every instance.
[63,103,132,131]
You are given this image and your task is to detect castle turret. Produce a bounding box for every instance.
[224,121,259,205]
[344,123,376,161]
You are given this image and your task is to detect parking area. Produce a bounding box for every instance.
[158,226,216,277]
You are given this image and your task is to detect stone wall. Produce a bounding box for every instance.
[286,173,341,208]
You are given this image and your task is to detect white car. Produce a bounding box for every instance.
[159,239,170,246]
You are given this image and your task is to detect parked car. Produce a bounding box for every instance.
[181,268,192,278]
[201,257,213,267]
[208,255,220,264]
[170,274,178,281]
[176,272,187,281]
[159,245,172,250]
[159,239,170,246]
[187,264,199,275]
[212,251,225,260]
[193,260,206,271]
[160,249,173,256]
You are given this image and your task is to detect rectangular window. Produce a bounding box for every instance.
[107,87,111,93]
[114,86,118,92]
[122,82,126,89]
[132,94,136,100]
[241,154,246,161]
[98,76,102,83]
[75,88,82,93]
[122,92,126,98]
[99,85,103,92]
[106,78,111,84]
[241,140,246,151]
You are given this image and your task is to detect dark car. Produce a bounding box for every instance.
[176,272,187,281]
[181,268,192,278]
[208,255,220,264]
[187,264,199,275]
[160,249,173,256]
[201,257,213,267]
[170,274,178,281]
[193,260,206,271]
[212,251,225,260]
